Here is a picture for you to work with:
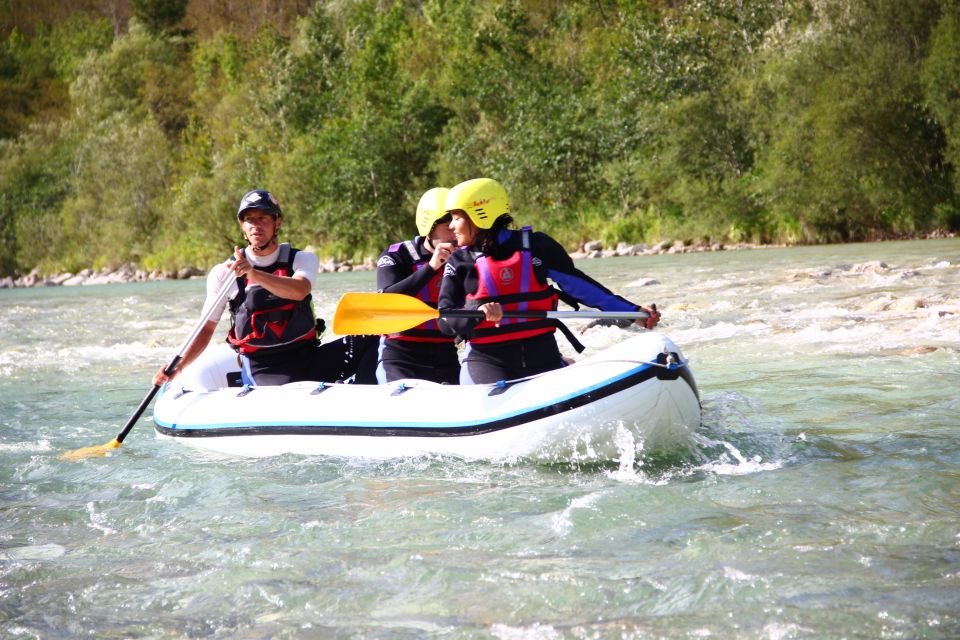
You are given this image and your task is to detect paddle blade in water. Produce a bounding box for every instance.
[59,438,121,461]
[332,292,439,335]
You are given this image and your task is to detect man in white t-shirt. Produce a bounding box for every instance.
[153,189,376,386]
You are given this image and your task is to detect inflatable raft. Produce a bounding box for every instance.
[152,332,701,461]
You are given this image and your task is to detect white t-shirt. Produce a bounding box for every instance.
[201,245,320,322]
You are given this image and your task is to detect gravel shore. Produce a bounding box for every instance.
[3,234,954,289]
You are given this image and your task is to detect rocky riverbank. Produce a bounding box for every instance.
[567,238,762,259]
[0,264,207,289]
[3,234,954,289]
[0,255,380,288]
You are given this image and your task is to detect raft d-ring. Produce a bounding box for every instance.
[391,382,412,396]
[488,379,511,397]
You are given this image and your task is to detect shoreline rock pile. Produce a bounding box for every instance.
[567,238,769,259]
[1,264,206,289]
[2,232,954,289]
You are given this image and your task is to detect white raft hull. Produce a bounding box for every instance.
[153,333,701,461]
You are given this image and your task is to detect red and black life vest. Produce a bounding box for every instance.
[226,244,317,354]
[465,228,559,344]
[388,240,453,343]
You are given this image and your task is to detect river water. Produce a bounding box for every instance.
[2,238,959,638]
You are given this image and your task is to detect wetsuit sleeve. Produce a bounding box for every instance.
[200,261,238,321]
[437,252,481,336]
[376,250,438,295]
[291,250,319,287]
[534,232,640,312]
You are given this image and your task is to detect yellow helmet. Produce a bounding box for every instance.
[444,178,510,229]
[415,187,450,237]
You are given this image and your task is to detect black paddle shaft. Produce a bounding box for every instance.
[114,354,182,444]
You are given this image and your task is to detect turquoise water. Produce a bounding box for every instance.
[2,239,959,638]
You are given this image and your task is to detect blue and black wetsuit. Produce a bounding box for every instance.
[438,228,641,384]
[375,236,460,384]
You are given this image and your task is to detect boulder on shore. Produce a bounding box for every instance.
[176,266,204,280]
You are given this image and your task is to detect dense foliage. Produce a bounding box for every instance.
[1,0,958,276]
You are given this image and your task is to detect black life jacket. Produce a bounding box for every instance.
[226,244,317,354]
[387,239,453,344]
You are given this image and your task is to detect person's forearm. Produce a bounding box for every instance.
[546,268,638,312]
[379,266,436,295]
[176,322,218,372]
[246,270,312,300]
[154,321,218,385]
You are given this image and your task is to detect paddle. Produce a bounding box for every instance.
[60,273,236,460]
[332,292,650,335]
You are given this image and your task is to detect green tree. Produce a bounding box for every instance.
[428,1,610,243]
[55,113,172,271]
[0,124,74,274]
[923,2,960,229]
[3,0,959,278]
[585,0,785,243]
[155,24,292,270]
[131,0,188,36]
[70,21,193,138]
[276,2,451,257]
[750,0,952,241]
[0,16,111,139]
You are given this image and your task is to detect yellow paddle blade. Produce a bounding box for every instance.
[59,438,122,461]
[333,292,440,335]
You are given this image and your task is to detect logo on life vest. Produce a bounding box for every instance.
[499,267,514,284]
[267,319,289,338]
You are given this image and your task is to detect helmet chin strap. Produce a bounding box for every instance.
[249,234,278,253]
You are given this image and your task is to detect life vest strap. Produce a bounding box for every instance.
[470,287,558,308]
[554,320,586,353]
